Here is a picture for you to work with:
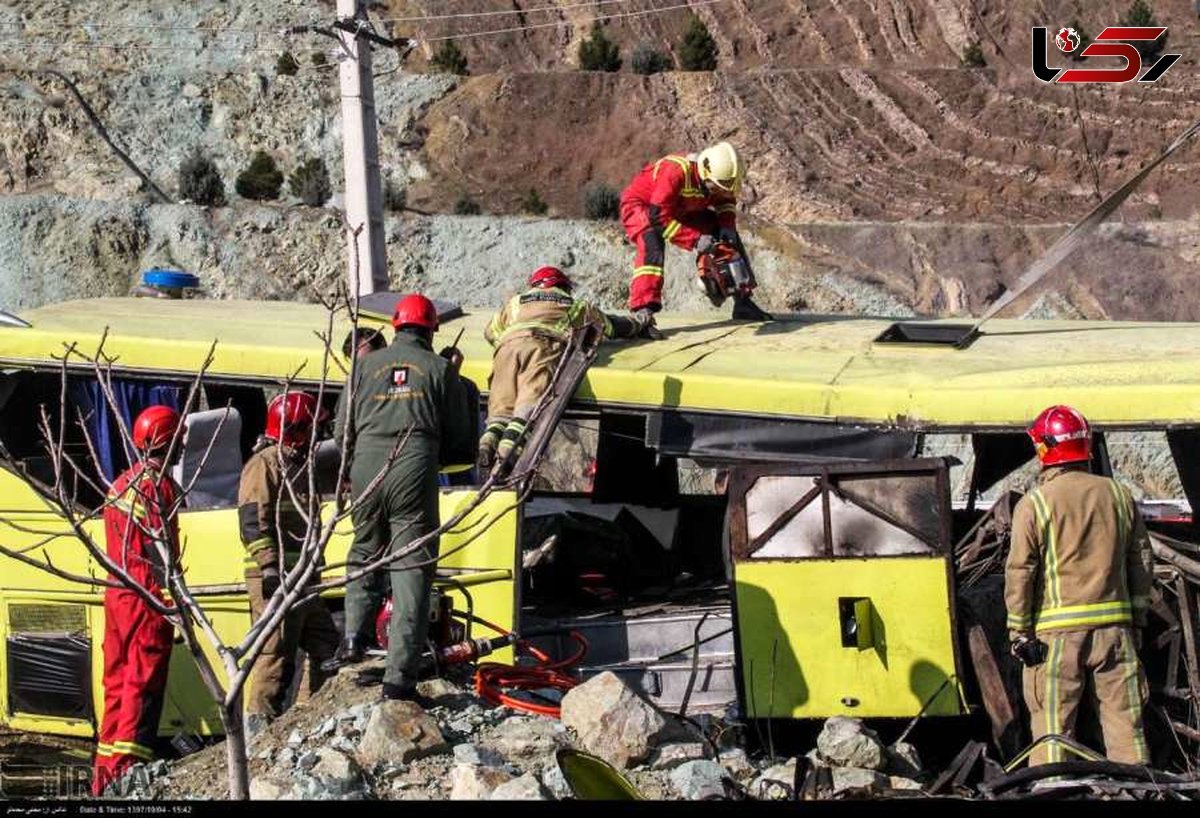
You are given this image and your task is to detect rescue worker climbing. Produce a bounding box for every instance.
[324,294,478,700]
[620,141,771,339]
[238,392,340,734]
[479,266,637,476]
[1005,405,1155,767]
[94,406,181,796]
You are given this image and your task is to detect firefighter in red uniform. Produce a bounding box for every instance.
[93,405,182,796]
[620,141,771,339]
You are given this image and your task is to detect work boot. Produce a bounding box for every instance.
[732,295,772,321]
[381,682,436,709]
[633,308,665,340]
[476,443,496,475]
[320,636,366,674]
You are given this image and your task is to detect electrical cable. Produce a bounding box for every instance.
[461,611,588,718]
[422,0,728,42]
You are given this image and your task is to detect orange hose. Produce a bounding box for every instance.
[466,614,588,718]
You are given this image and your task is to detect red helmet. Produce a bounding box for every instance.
[392,294,439,331]
[1028,405,1091,467]
[132,405,181,452]
[265,392,328,449]
[528,266,571,291]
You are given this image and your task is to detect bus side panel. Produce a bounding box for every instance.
[735,556,964,719]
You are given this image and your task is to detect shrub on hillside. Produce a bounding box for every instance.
[1120,0,1165,58]
[631,43,673,75]
[235,151,284,201]
[276,52,300,76]
[383,179,407,212]
[288,157,332,207]
[678,15,718,71]
[583,183,620,220]
[961,42,986,68]
[521,188,549,216]
[579,23,621,72]
[178,149,226,207]
[454,195,482,216]
[431,40,469,75]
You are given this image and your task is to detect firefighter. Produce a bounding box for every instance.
[325,294,477,699]
[239,392,340,732]
[478,266,638,475]
[620,141,771,339]
[1005,405,1155,766]
[94,405,182,797]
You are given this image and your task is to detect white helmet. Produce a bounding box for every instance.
[698,142,743,195]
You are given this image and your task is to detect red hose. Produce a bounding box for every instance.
[467,614,588,718]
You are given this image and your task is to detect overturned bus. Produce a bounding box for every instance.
[0,295,1197,748]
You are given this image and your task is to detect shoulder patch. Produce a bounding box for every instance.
[388,366,411,394]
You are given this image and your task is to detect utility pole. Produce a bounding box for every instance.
[336,0,389,296]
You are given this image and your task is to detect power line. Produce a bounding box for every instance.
[422,0,727,42]
[375,0,640,24]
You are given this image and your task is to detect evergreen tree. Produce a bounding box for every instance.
[678,15,718,71]
[579,23,621,72]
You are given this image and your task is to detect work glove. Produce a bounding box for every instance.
[261,566,282,599]
[1010,635,1048,668]
[694,234,717,255]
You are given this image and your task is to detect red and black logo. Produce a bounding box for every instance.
[1032,25,1180,84]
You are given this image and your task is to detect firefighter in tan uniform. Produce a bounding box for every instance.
[1005,404,1155,766]
[478,266,638,475]
[239,392,340,730]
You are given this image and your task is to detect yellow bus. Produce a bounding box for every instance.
[1,295,1196,744]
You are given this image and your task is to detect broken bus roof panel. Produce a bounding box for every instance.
[6,298,1200,428]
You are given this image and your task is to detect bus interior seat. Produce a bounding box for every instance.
[173,407,243,510]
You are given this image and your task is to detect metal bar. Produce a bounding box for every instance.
[1176,575,1200,700]
[820,469,833,557]
[741,483,822,556]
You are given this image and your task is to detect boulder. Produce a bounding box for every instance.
[248,778,289,800]
[888,776,924,791]
[559,672,668,769]
[750,758,797,800]
[449,763,514,800]
[885,741,923,779]
[453,743,506,768]
[829,767,889,797]
[491,773,549,800]
[816,717,885,770]
[669,760,728,801]
[357,700,448,768]
[310,748,362,797]
[650,743,707,770]
[485,716,564,759]
[718,748,755,780]
[540,763,572,800]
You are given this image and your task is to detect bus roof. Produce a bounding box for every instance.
[4,297,1200,428]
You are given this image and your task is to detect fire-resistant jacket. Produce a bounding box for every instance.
[484,287,612,348]
[104,460,179,595]
[237,443,310,573]
[620,154,738,250]
[1005,466,1155,637]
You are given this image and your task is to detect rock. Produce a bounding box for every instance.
[816,717,885,770]
[453,743,506,767]
[357,700,448,768]
[718,748,755,780]
[248,778,289,800]
[182,83,202,98]
[889,776,924,791]
[650,743,707,770]
[418,677,463,700]
[310,748,362,797]
[278,747,296,768]
[886,742,923,778]
[491,773,549,800]
[449,763,514,800]
[286,729,304,747]
[751,758,797,800]
[830,767,889,796]
[296,750,319,772]
[485,717,565,760]
[559,671,668,769]
[540,763,572,800]
[669,760,728,801]
[314,717,337,738]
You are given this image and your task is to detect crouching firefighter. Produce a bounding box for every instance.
[620,141,771,339]
[1005,405,1155,766]
[238,392,340,732]
[479,266,639,476]
[324,294,478,700]
[94,406,182,796]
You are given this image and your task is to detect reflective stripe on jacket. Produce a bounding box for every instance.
[1005,466,1154,636]
[484,287,612,348]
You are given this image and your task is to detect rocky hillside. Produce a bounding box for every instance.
[2,1,1200,320]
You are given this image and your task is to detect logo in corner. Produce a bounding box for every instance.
[1055,27,1081,53]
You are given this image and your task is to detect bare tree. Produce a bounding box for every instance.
[0,246,527,798]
